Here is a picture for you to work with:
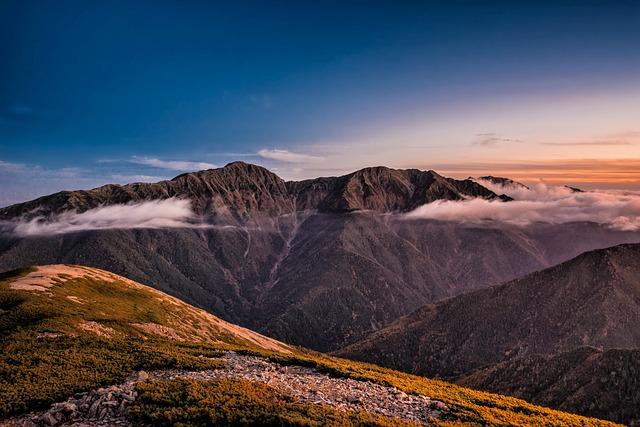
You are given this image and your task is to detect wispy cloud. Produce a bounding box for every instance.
[0,105,37,123]
[0,159,27,173]
[472,133,523,146]
[0,159,107,208]
[539,141,635,147]
[111,174,166,183]
[3,199,211,236]
[257,149,324,163]
[129,156,216,171]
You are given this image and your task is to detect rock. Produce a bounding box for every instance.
[40,412,59,426]
[431,401,449,411]
[136,370,149,382]
[87,400,100,419]
[53,401,77,414]
[346,396,361,404]
[97,406,108,420]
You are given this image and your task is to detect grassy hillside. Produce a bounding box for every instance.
[0,265,620,426]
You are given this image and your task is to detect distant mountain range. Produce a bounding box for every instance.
[337,243,640,425]
[0,162,638,353]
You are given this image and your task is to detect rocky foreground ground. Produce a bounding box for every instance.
[4,352,451,426]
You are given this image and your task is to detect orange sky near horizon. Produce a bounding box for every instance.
[432,158,640,189]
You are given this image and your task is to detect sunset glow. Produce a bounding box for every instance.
[1,1,638,205]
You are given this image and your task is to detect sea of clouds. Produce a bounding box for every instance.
[3,182,640,236]
[405,180,640,231]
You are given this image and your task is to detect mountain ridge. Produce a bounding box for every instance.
[0,163,638,352]
[0,162,509,221]
[459,346,640,425]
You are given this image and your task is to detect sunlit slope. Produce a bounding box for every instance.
[2,264,290,351]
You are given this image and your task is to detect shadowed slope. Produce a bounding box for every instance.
[339,244,640,376]
[337,243,640,425]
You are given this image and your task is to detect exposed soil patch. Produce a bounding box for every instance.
[129,322,184,341]
[78,322,117,339]
[65,296,84,304]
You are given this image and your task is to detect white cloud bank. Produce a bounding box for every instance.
[405,182,640,231]
[257,149,323,163]
[130,156,216,171]
[6,199,210,237]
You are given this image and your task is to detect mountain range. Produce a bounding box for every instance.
[1,163,637,353]
[1,162,639,424]
[0,162,507,220]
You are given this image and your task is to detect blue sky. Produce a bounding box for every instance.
[1,1,639,206]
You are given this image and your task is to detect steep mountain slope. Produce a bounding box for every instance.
[290,166,511,212]
[1,264,292,351]
[0,265,615,427]
[0,163,638,352]
[0,264,291,419]
[337,243,640,424]
[338,243,640,376]
[1,217,636,352]
[459,346,640,426]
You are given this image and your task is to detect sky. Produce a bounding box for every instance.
[1,0,639,206]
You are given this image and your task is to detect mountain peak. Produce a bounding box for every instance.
[222,160,261,171]
[289,166,504,212]
[476,175,530,190]
[565,185,585,193]
[224,160,250,167]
